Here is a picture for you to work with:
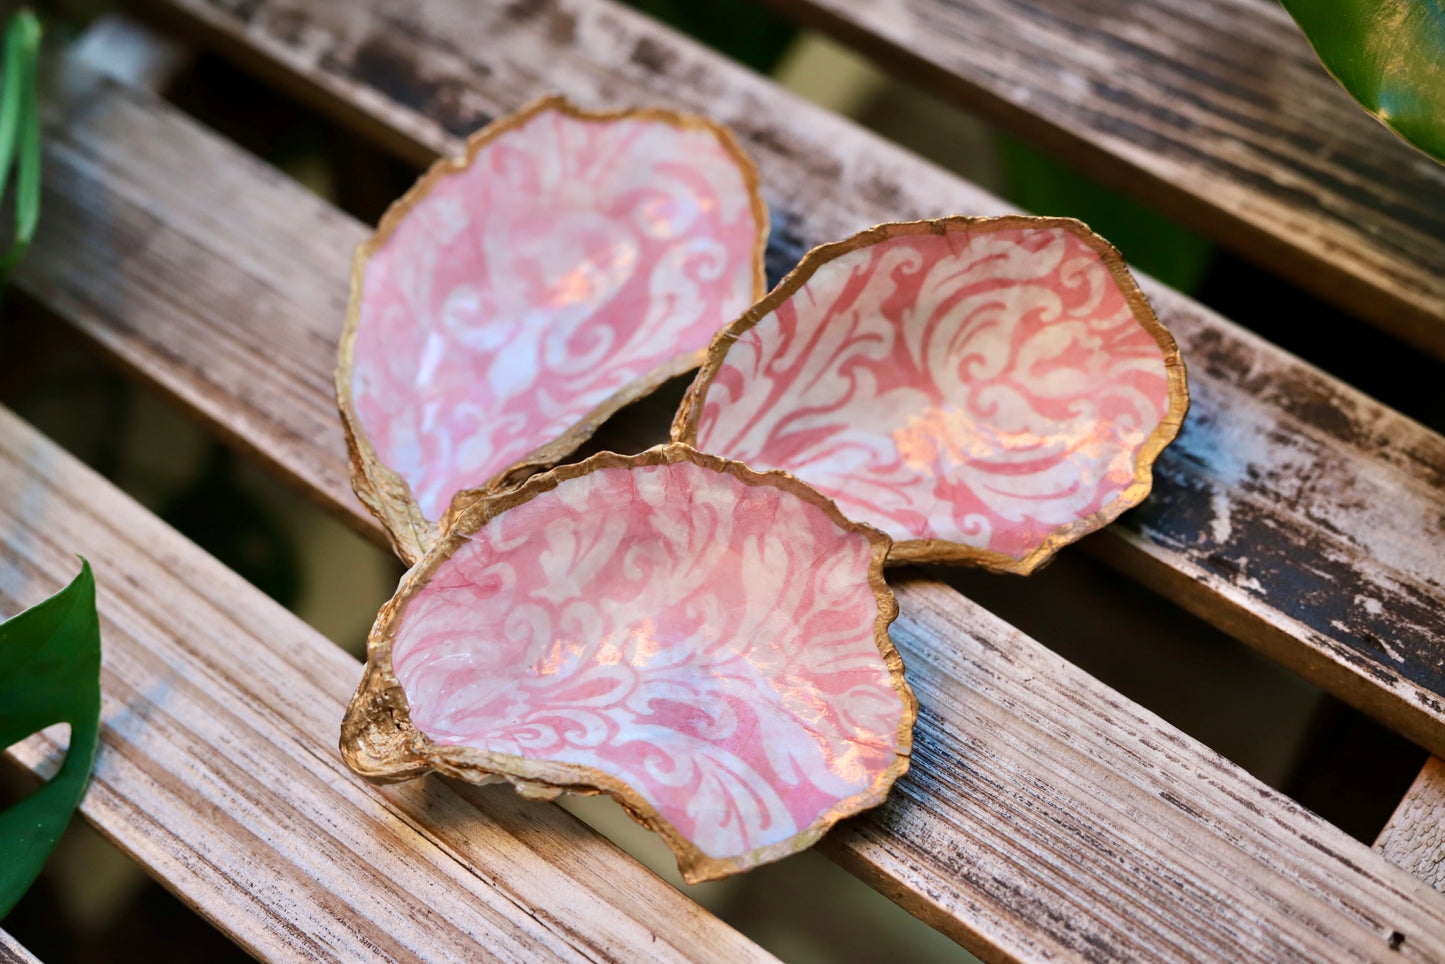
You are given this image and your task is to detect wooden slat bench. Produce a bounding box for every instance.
[18,67,1445,963]
[3,0,1445,960]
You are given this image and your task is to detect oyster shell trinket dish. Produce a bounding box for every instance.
[342,445,915,884]
[340,96,769,563]
[673,216,1189,574]
[335,95,1190,883]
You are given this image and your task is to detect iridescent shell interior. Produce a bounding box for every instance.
[341,97,767,562]
[675,217,1188,573]
[343,446,914,883]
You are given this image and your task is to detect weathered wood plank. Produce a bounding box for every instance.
[1377,759,1445,894]
[20,65,1445,964]
[875,578,1445,961]
[756,0,1445,359]
[0,402,773,964]
[119,0,1445,764]
[0,930,40,964]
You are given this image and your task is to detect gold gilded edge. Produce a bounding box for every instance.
[340,441,915,884]
[336,93,772,565]
[671,214,1191,575]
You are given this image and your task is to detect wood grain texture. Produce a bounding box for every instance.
[752,0,1445,358]
[108,0,1445,759]
[0,402,772,964]
[0,931,40,964]
[1377,758,1445,893]
[18,61,1445,964]
[874,577,1445,961]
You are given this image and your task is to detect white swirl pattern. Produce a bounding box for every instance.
[391,458,909,863]
[694,223,1175,565]
[351,103,763,523]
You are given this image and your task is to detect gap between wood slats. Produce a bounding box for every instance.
[17,59,1445,963]
[124,0,1445,766]
[0,404,774,964]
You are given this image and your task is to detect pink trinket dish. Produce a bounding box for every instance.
[341,444,916,883]
[339,96,769,563]
[673,216,1189,573]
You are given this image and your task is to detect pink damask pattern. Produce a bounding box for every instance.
[695,224,1174,564]
[351,105,762,521]
[390,457,908,864]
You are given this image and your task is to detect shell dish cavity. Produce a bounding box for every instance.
[340,96,769,563]
[341,445,915,883]
[674,216,1189,573]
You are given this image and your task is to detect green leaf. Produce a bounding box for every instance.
[1281,0,1445,163]
[0,8,42,280]
[0,560,103,917]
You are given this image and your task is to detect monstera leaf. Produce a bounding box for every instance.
[0,561,103,916]
[1281,0,1445,163]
